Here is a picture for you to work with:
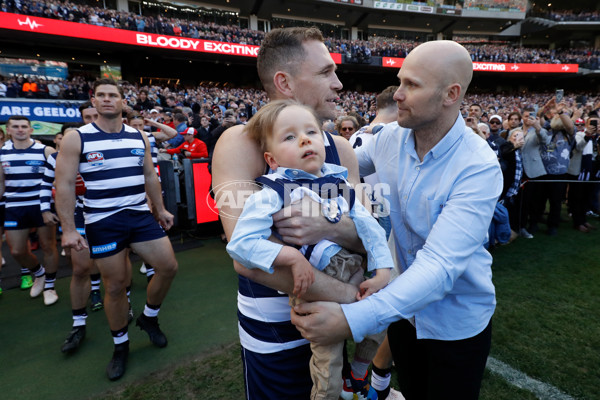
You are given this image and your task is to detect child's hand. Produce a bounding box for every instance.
[357,268,391,301]
[291,259,315,298]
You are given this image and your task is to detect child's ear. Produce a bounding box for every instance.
[264,152,279,171]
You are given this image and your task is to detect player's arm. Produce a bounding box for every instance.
[145,118,177,142]
[55,130,87,250]
[212,125,359,304]
[140,133,173,230]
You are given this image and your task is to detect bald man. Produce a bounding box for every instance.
[292,40,503,399]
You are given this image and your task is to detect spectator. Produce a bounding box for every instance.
[538,99,575,235]
[47,80,61,99]
[160,127,208,159]
[336,115,359,140]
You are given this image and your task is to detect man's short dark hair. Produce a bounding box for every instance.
[376,86,398,111]
[79,101,94,114]
[7,115,31,126]
[508,111,522,121]
[173,112,186,123]
[60,122,81,134]
[257,27,324,94]
[92,78,124,98]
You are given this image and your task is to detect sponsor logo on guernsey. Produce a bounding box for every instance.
[131,149,145,156]
[4,221,17,227]
[92,242,117,254]
[86,151,104,166]
[25,160,44,166]
[2,161,10,168]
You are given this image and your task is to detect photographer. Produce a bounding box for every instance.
[159,127,208,160]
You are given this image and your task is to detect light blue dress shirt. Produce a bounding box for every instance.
[227,163,393,274]
[342,114,503,341]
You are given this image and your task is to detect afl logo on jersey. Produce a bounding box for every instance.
[86,152,105,166]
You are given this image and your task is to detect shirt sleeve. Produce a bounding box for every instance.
[348,200,393,272]
[166,141,185,155]
[354,137,377,178]
[226,187,285,273]
[341,157,502,342]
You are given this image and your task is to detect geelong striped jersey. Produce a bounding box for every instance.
[41,151,86,212]
[0,139,47,209]
[40,151,57,212]
[143,130,160,176]
[77,123,149,225]
[237,131,341,354]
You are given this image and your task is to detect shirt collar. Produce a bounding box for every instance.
[274,162,347,180]
[404,113,466,161]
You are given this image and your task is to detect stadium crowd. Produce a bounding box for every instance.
[530,9,600,22]
[2,0,599,68]
[2,73,599,243]
[0,54,599,396]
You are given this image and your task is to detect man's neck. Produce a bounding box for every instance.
[13,137,33,149]
[94,116,123,133]
[371,108,397,126]
[413,114,457,161]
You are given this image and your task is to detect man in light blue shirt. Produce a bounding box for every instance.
[292,40,503,399]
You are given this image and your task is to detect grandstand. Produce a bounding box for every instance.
[0,0,598,94]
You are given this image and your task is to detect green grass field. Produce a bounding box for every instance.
[2,213,600,400]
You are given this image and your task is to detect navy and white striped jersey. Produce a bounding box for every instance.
[40,151,57,212]
[78,123,149,225]
[237,131,341,354]
[144,130,160,177]
[41,151,86,214]
[0,139,47,209]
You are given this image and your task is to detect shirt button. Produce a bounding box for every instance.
[403,195,407,200]
[416,166,420,171]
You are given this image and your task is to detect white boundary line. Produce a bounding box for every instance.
[486,357,575,400]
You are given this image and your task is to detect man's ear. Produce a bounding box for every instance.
[264,151,279,171]
[443,83,462,106]
[273,71,294,98]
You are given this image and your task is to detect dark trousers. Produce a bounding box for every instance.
[541,174,568,229]
[568,175,592,227]
[388,319,492,400]
[521,175,540,231]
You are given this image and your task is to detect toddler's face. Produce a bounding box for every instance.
[264,106,326,177]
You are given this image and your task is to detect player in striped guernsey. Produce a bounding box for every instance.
[55,79,178,381]
[0,116,60,305]
[77,102,105,313]
[40,126,101,353]
[212,27,365,400]
[0,126,6,295]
